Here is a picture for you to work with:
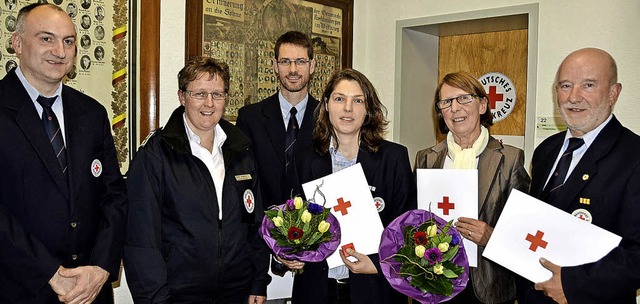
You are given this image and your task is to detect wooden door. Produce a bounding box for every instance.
[437,29,528,141]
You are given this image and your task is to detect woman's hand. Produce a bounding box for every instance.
[339,248,378,274]
[455,217,494,246]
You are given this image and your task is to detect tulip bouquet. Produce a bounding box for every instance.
[379,209,469,304]
[259,191,341,264]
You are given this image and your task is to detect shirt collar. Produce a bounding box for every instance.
[182,113,227,153]
[564,114,613,150]
[16,66,63,101]
[278,91,309,123]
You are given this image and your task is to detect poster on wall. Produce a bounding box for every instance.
[186,0,353,121]
[0,0,131,171]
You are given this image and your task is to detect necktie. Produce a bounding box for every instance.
[284,107,299,174]
[542,137,584,201]
[37,95,68,175]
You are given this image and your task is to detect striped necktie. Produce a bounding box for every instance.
[284,107,299,174]
[542,137,584,201]
[37,95,68,175]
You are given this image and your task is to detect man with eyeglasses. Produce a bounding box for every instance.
[236,31,320,281]
[125,57,270,304]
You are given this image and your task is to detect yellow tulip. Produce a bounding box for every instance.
[414,245,426,258]
[426,225,438,237]
[318,221,330,233]
[272,216,284,227]
[294,197,304,209]
[301,210,312,223]
[433,263,444,275]
[438,242,449,253]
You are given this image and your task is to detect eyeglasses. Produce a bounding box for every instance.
[185,90,227,100]
[437,94,477,110]
[276,58,310,67]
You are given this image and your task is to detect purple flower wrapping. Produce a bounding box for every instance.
[259,204,341,262]
[379,209,469,304]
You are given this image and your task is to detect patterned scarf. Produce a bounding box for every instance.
[446,126,489,169]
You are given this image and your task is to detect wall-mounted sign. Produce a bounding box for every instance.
[479,72,516,123]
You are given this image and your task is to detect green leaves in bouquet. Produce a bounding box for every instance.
[264,198,333,254]
[391,218,464,296]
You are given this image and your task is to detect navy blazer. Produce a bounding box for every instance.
[236,93,319,206]
[519,116,640,304]
[291,140,417,304]
[0,70,127,303]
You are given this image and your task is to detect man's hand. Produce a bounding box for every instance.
[57,266,109,304]
[455,217,494,246]
[339,248,377,274]
[49,266,76,297]
[534,258,567,304]
[248,295,266,304]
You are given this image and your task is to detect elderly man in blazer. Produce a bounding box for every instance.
[0,4,126,303]
[518,48,640,304]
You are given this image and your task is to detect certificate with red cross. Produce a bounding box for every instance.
[416,169,479,267]
[302,163,384,268]
[483,189,621,283]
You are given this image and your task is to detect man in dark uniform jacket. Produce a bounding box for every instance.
[518,48,640,303]
[0,3,127,303]
[236,31,319,277]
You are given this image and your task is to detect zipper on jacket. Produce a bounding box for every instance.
[216,219,223,296]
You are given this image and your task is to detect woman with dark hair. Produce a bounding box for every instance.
[286,68,416,304]
[414,71,530,304]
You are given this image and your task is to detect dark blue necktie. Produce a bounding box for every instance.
[37,95,68,175]
[284,107,299,174]
[542,137,584,201]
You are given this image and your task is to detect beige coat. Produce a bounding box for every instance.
[414,136,530,304]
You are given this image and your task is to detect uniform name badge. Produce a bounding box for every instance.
[243,189,255,213]
[91,159,102,177]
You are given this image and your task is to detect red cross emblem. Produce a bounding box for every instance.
[246,195,252,207]
[437,196,455,215]
[487,86,504,109]
[333,197,352,216]
[93,163,100,173]
[525,230,548,252]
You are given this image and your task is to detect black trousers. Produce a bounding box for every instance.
[327,278,351,304]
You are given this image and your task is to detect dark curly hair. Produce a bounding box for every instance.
[314,69,388,153]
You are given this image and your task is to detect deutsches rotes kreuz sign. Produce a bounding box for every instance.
[479,72,516,123]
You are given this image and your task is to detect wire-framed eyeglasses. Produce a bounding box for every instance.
[185,90,227,101]
[276,58,310,67]
[437,94,477,110]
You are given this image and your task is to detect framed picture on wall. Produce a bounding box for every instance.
[0,0,133,171]
[185,0,353,121]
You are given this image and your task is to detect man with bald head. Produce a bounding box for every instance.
[518,48,640,303]
[0,3,126,303]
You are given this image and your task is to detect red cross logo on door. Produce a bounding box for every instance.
[487,86,504,109]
